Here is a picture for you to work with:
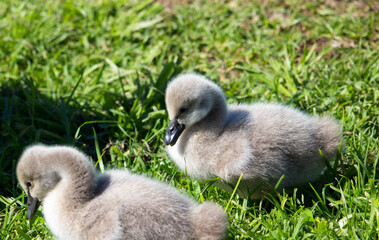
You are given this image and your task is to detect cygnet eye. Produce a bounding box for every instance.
[26,181,32,188]
[179,107,188,114]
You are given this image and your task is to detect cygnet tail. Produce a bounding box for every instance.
[191,202,228,240]
[316,116,343,160]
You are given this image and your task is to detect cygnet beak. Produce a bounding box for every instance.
[27,189,41,220]
[164,119,185,146]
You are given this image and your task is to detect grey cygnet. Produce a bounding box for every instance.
[17,144,227,240]
[164,73,343,199]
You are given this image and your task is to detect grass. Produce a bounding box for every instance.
[0,0,378,239]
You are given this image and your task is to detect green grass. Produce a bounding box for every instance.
[1,0,378,239]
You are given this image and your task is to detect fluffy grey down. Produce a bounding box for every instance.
[17,145,227,240]
[165,73,343,199]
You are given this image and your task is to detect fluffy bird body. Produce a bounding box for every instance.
[164,74,342,198]
[17,145,227,240]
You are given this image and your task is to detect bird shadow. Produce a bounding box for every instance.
[0,77,111,197]
[0,62,181,198]
[93,174,111,196]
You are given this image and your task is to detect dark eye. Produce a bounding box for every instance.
[179,107,188,114]
[26,181,32,188]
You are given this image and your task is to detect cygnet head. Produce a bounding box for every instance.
[17,145,90,220]
[17,145,63,219]
[164,73,227,146]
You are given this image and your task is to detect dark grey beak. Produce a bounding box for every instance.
[164,119,185,146]
[27,189,41,220]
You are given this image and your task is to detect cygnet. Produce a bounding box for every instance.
[17,144,227,240]
[164,73,343,199]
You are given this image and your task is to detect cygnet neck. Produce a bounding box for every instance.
[52,152,96,205]
[197,94,228,134]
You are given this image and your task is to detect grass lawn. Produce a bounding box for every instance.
[1,0,378,239]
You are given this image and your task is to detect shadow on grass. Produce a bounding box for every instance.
[0,77,105,197]
[240,146,378,215]
[224,138,378,215]
[0,62,181,198]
